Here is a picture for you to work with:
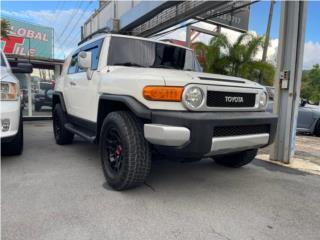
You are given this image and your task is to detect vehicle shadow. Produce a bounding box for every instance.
[10,122,308,196]
[68,137,306,195]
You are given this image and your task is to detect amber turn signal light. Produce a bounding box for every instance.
[143,86,184,102]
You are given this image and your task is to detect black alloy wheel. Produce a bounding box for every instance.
[100,111,151,190]
[105,127,124,174]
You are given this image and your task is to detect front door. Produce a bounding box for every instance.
[64,40,103,122]
[64,52,80,117]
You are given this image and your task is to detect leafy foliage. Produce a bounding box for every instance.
[193,33,275,85]
[193,33,319,100]
[1,19,10,38]
[301,64,320,104]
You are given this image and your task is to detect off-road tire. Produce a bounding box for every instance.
[2,116,23,156]
[53,104,74,145]
[100,111,151,191]
[314,120,320,137]
[214,149,258,168]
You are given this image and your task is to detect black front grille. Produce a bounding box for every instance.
[207,91,256,107]
[213,125,269,137]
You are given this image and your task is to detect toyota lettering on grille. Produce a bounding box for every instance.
[224,96,244,103]
[207,91,256,107]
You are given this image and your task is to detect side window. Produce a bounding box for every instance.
[78,46,99,73]
[90,47,99,70]
[68,53,78,74]
[80,39,103,71]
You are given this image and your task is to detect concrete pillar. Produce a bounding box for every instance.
[27,76,32,117]
[186,25,192,48]
[270,1,307,163]
[54,64,61,80]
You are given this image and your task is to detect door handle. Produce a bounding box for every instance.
[69,81,76,86]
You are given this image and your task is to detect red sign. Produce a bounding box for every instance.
[1,35,36,56]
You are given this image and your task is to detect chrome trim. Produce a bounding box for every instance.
[144,124,190,146]
[206,133,270,156]
[182,84,266,112]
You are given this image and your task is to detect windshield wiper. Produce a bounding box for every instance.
[113,62,143,67]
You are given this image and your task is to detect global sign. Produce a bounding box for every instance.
[1,16,53,59]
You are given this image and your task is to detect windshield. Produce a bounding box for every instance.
[107,36,201,71]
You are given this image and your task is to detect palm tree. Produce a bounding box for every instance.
[1,19,10,39]
[193,34,230,75]
[193,33,275,85]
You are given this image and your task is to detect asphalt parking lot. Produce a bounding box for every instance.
[2,121,320,240]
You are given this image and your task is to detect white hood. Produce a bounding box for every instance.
[107,66,263,89]
[162,70,263,89]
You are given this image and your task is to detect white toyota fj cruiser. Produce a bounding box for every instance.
[1,51,32,155]
[53,34,277,190]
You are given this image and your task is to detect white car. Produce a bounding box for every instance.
[1,51,32,155]
[53,34,278,190]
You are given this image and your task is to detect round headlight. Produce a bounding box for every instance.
[259,92,268,108]
[183,86,204,109]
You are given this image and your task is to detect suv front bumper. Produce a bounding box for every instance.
[1,101,21,140]
[144,111,277,158]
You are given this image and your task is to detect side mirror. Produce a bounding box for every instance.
[11,63,33,74]
[300,98,307,107]
[78,51,91,70]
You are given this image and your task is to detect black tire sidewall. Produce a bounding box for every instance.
[1,115,23,156]
[18,116,23,153]
[101,119,130,186]
[53,106,62,143]
[100,111,151,190]
[314,120,320,137]
[53,104,73,145]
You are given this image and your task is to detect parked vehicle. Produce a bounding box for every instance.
[1,51,32,155]
[266,87,320,136]
[53,34,278,190]
[34,81,54,111]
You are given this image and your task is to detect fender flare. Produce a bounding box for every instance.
[99,94,151,120]
[52,91,67,112]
